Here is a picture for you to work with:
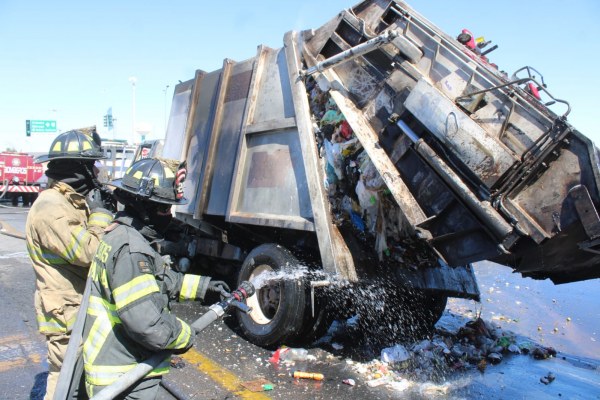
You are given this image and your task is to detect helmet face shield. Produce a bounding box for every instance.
[109,158,187,205]
[34,126,105,163]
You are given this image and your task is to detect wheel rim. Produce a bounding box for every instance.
[247,264,281,325]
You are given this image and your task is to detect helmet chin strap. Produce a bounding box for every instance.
[81,161,102,191]
[119,192,171,234]
[123,200,151,225]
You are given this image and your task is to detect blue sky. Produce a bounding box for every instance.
[1,0,598,153]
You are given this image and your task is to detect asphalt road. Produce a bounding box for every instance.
[1,204,599,399]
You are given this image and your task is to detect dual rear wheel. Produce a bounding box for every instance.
[236,243,447,348]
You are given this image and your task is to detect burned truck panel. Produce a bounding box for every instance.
[227,47,313,229]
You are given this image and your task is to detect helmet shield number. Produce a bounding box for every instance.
[138,176,155,197]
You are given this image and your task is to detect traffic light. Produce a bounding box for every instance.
[26,120,31,137]
[103,115,108,127]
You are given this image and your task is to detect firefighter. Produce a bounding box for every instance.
[82,157,229,399]
[25,127,115,400]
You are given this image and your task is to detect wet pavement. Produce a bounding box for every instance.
[449,261,600,360]
[0,206,47,399]
[1,205,599,399]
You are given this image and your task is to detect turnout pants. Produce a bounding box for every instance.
[44,333,70,400]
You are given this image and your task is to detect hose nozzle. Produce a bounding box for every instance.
[231,281,255,301]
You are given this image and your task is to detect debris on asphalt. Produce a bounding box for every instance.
[477,359,487,373]
[540,372,556,385]
[292,371,324,381]
[388,379,411,392]
[366,376,390,387]
[380,344,410,364]
[331,342,344,350]
[342,378,356,386]
[260,312,562,395]
[487,352,502,364]
[316,312,565,394]
[270,347,309,364]
[532,346,557,360]
[240,378,274,392]
[170,356,185,369]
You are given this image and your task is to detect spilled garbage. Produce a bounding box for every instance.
[265,311,559,395]
[305,76,438,268]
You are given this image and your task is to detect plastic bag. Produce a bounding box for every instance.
[324,140,344,181]
[355,180,379,233]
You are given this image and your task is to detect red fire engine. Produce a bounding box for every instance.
[0,152,44,206]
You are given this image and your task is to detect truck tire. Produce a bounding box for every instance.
[236,244,307,348]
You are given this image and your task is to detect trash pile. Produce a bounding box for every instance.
[266,313,558,395]
[305,76,437,268]
[343,315,558,392]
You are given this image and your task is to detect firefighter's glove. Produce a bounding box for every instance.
[207,280,230,295]
[86,188,114,215]
[99,186,117,212]
[85,189,113,216]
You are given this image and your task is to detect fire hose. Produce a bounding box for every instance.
[53,281,255,400]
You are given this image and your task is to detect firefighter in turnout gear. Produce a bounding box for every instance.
[82,158,229,399]
[25,127,115,400]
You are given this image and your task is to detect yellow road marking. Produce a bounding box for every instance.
[0,334,27,346]
[0,333,44,372]
[0,353,41,373]
[0,358,27,373]
[181,348,272,400]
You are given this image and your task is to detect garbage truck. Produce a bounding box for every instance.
[152,0,600,347]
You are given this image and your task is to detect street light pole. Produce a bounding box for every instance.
[128,76,137,144]
[49,108,60,132]
[163,85,170,133]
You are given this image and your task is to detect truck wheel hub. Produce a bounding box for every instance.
[247,264,281,324]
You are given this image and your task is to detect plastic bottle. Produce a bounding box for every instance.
[279,348,309,362]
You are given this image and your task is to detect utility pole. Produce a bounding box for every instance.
[128,76,137,144]
[163,84,170,133]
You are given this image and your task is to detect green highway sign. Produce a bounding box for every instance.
[28,119,57,133]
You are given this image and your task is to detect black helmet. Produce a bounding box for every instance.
[110,158,188,205]
[34,126,105,163]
